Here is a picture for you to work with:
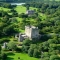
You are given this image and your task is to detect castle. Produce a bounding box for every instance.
[15,25,39,42]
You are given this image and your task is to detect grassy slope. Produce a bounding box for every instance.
[7,52,39,60]
[15,5,47,22]
[0,7,10,11]
[15,5,37,13]
[15,6,26,13]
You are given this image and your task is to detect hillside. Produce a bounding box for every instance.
[0,2,60,60]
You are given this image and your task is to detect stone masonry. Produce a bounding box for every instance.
[15,25,39,42]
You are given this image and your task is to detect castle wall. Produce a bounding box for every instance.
[25,26,39,39]
[25,26,32,39]
[31,28,39,38]
[18,33,24,42]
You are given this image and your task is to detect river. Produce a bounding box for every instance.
[10,3,25,5]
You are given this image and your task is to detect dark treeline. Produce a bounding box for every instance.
[0,0,60,3]
[24,2,60,8]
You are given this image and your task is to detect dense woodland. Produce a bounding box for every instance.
[0,0,60,3]
[0,1,60,60]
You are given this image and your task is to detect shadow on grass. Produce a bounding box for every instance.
[7,57,14,60]
[20,59,24,60]
[7,52,15,56]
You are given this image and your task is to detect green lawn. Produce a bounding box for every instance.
[7,52,39,60]
[16,17,22,22]
[15,6,26,13]
[0,7,10,12]
[0,5,37,14]
[15,5,37,13]
[30,7,37,11]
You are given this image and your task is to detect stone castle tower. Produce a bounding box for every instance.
[15,25,39,42]
[25,26,39,39]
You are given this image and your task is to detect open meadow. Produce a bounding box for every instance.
[7,52,39,60]
[15,5,37,13]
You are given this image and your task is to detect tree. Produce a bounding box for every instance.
[42,41,49,51]
[7,41,17,51]
[49,44,57,52]
[3,24,18,35]
[0,44,1,54]
[43,52,50,58]
[28,48,34,57]
[18,13,28,18]
[50,55,60,60]
[28,44,38,57]
[26,5,29,10]
[1,53,7,60]
[23,39,32,46]
[0,54,1,60]
[22,45,29,53]
[12,12,18,17]
[33,49,39,58]
[48,39,58,44]
[38,43,43,51]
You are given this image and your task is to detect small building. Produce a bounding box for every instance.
[26,10,35,15]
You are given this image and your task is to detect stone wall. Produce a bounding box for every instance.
[25,26,39,39]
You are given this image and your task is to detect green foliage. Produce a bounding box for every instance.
[0,38,10,44]
[1,53,7,60]
[0,2,60,60]
[26,5,30,10]
[33,49,39,58]
[22,45,29,53]
[23,39,32,46]
[28,44,40,57]
[28,48,34,57]
[3,24,18,35]
[0,45,1,54]
[18,13,28,18]
[50,55,60,60]
[43,52,50,57]
[7,41,17,51]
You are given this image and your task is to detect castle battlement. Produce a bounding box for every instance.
[25,25,38,29]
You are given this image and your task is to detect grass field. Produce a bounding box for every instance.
[15,5,37,13]
[0,7,10,12]
[7,52,39,60]
[15,6,26,13]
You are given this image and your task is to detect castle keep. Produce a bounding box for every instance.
[25,26,39,39]
[15,26,39,42]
